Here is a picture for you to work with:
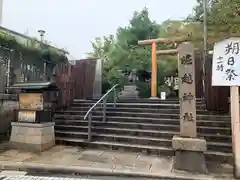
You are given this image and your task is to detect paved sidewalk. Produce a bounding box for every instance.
[0,145,234,179]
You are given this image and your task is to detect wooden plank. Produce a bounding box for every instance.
[156,49,178,55]
[138,36,189,45]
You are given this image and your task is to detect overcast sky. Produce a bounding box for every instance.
[2,0,197,59]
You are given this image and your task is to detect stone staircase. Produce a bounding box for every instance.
[54,98,232,164]
[118,85,139,99]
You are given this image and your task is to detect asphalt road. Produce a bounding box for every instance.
[0,172,157,180]
[2,175,156,180]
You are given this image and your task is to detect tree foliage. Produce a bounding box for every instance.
[0,30,68,64]
[189,0,240,36]
[88,2,240,96]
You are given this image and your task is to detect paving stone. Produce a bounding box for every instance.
[0,150,34,162]
[71,159,95,167]
[81,150,105,156]
[60,146,83,153]
[3,176,94,180]
[78,154,113,164]
[91,162,115,171]
[0,145,234,179]
[0,170,27,176]
[150,157,173,173]
[101,151,139,165]
[113,164,150,173]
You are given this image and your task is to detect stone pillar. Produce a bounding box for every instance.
[172,42,207,173]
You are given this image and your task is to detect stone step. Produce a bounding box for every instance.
[54,113,231,125]
[55,124,231,140]
[73,98,204,103]
[54,120,180,132]
[55,137,233,164]
[55,130,232,153]
[55,113,230,128]
[56,137,173,156]
[55,130,172,147]
[56,110,230,121]
[116,98,204,103]
[54,120,232,143]
[70,106,221,115]
[71,103,205,110]
[54,116,232,134]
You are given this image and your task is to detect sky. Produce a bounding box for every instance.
[2,0,197,59]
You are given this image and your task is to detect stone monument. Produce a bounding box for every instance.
[172,42,207,173]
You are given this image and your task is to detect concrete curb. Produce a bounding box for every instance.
[0,161,234,180]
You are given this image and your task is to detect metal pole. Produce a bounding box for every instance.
[202,0,208,98]
[88,112,92,142]
[38,30,47,81]
[113,88,116,108]
[6,49,13,93]
[103,98,106,122]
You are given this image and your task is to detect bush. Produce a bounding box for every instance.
[136,81,151,98]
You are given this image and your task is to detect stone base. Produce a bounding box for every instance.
[9,122,55,152]
[172,135,208,174]
[235,159,240,178]
[149,96,159,100]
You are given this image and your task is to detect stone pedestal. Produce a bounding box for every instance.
[9,122,55,152]
[172,135,207,173]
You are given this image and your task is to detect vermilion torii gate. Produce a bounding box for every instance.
[138,36,188,98]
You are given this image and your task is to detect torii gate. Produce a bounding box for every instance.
[138,36,188,98]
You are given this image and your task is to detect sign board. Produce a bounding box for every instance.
[18,111,36,122]
[212,37,240,86]
[19,93,43,110]
[161,92,166,100]
[164,76,179,90]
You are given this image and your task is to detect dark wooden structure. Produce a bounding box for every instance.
[194,53,229,113]
[204,54,230,113]
[55,59,98,108]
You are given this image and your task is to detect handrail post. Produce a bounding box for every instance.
[88,112,92,142]
[113,88,116,108]
[103,99,106,122]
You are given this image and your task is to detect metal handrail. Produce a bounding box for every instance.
[84,84,119,142]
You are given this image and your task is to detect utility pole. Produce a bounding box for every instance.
[203,0,208,98]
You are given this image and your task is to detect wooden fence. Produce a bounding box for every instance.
[204,54,230,113]
[56,59,97,108]
[195,53,204,99]
[194,53,229,113]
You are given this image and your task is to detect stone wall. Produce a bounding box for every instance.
[0,94,18,142]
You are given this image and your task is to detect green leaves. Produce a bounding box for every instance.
[190,0,240,37]
[88,8,179,95]
[0,29,68,64]
[88,3,239,96]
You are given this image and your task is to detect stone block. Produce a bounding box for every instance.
[172,135,207,173]
[9,122,55,152]
[173,150,208,173]
[42,134,55,144]
[26,135,42,144]
[172,135,206,152]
